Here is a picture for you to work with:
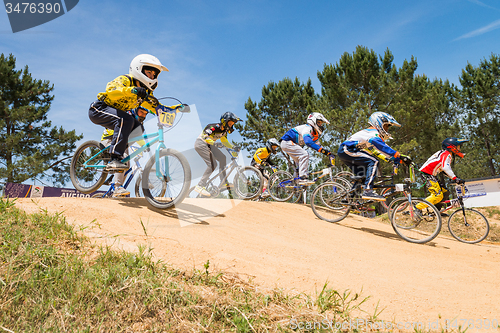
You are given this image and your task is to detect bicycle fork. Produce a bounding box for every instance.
[155,128,171,183]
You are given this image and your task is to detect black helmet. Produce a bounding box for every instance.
[265,138,280,154]
[220,112,241,133]
[442,137,468,158]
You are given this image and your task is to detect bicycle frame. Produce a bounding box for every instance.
[277,166,334,190]
[344,164,416,209]
[440,184,466,214]
[97,157,143,198]
[204,148,244,189]
[83,103,189,182]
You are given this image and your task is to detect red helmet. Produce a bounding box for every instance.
[442,137,468,158]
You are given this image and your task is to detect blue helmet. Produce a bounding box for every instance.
[442,137,468,158]
[368,112,401,141]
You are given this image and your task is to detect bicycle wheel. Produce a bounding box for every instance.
[448,208,489,244]
[310,181,351,223]
[135,173,143,197]
[135,171,166,198]
[386,197,408,218]
[268,170,297,202]
[391,198,442,244]
[142,148,191,209]
[70,140,108,194]
[233,166,263,200]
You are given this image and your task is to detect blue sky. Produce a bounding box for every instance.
[1,0,500,186]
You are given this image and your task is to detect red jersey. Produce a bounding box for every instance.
[419,150,457,180]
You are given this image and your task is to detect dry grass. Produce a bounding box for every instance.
[0,198,375,332]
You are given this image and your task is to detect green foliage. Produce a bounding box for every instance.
[0,53,83,185]
[239,45,477,179]
[456,53,500,177]
[318,45,458,169]
[238,77,318,154]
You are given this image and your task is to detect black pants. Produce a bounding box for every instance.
[88,100,142,156]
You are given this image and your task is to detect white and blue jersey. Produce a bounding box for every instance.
[281,124,322,152]
[340,128,397,159]
[338,128,398,189]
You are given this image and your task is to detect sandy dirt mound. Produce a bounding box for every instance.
[15,197,500,328]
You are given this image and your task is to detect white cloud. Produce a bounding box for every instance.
[454,19,500,40]
[466,0,500,11]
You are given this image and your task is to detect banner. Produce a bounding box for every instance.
[3,182,106,198]
[458,176,500,208]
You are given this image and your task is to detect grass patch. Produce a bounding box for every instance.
[0,197,377,332]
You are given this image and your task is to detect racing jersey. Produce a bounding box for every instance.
[100,104,182,143]
[419,150,457,180]
[199,123,233,148]
[339,128,398,160]
[97,74,157,114]
[281,124,322,151]
[252,147,275,165]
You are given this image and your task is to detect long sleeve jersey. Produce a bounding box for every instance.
[419,150,457,180]
[198,123,233,148]
[97,75,157,114]
[281,124,323,152]
[252,147,275,165]
[339,128,398,160]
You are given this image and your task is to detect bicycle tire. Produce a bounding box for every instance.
[310,181,351,223]
[331,175,351,190]
[268,170,296,202]
[135,173,143,197]
[233,166,263,200]
[142,148,191,209]
[386,197,409,218]
[70,140,108,194]
[91,192,106,199]
[391,198,442,244]
[135,170,166,198]
[447,208,490,244]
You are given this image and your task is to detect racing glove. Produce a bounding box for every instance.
[400,154,412,166]
[132,87,148,99]
[318,147,331,156]
[213,142,224,148]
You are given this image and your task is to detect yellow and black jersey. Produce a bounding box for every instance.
[199,123,233,148]
[252,147,274,165]
[97,74,157,114]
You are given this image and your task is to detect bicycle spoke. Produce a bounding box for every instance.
[268,170,296,202]
[391,199,442,244]
[233,166,263,199]
[143,149,191,209]
[448,209,489,243]
[310,182,351,223]
[70,140,108,194]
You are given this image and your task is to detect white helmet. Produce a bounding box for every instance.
[129,54,168,91]
[368,112,401,141]
[307,112,330,135]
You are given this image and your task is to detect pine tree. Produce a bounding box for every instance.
[0,53,83,185]
[318,46,457,168]
[456,53,500,177]
[238,77,318,153]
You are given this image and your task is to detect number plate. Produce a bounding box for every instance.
[156,104,178,128]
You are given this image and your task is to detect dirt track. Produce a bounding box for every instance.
[16,197,500,329]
